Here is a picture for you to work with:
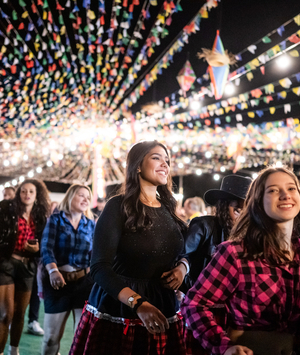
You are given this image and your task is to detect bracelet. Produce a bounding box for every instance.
[177,260,190,274]
[133,297,147,313]
[48,268,59,275]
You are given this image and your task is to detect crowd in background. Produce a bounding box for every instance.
[0,140,300,355]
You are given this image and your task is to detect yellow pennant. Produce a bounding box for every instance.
[270,107,276,114]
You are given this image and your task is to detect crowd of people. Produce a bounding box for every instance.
[0,140,300,355]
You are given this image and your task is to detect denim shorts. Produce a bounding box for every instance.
[43,272,94,313]
[0,256,36,292]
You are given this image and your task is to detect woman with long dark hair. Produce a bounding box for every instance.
[0,179,50,355]
[182,166,300,355]
[69,140,188,355]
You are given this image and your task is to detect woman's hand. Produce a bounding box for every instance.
[136,301,169,334]
[49,270,66,290]
[224,346,253,355]
[24,240,39,253]
[161,263,186,290]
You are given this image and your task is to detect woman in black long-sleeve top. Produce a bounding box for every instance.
[70,140,189,355]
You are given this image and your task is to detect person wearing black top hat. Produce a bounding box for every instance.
[182,174,252,355]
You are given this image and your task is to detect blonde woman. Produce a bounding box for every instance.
[41,184,95,355]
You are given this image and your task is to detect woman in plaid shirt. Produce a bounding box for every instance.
[181,166,300,355]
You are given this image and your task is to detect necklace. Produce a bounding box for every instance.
[140,195,160,207]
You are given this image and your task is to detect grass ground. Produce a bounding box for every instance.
[4,302,74,355]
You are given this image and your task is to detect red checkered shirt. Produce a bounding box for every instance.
[14,217,36,253]
[181,239,300,355]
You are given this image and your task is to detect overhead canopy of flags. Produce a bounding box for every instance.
[0,0,300,187]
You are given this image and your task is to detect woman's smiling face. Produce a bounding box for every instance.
[263,171,300,223]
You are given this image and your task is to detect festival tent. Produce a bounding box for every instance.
[0,0,300,197]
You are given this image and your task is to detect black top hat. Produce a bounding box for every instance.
[204,175,252,206]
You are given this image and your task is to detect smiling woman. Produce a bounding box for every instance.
[69,140,189,355]
[181,166,300,355]
[40,184,95,355]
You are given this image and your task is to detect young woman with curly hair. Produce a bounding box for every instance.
[182,174,252,355]
[69,140,188,355]
[0,179,50,355]
[182,166,300,355]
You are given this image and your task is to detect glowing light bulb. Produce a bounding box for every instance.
[225,83,235,95]
[36,167,42,173]
[196,169,202,176]
[205,151,212,159]
[28,171,34,178]
[190,101,201,111]
[214,174,220,181]
[47,160,53,167]
[277,55,290,69]
[252,173,258,179]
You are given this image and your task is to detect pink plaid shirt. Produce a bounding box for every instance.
[181,239,300,355]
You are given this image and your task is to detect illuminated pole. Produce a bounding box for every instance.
[92,146,106,207]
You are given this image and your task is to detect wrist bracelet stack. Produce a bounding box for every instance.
[177,260,190,274]
[133,297,147,313]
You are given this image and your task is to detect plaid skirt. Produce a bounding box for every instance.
[69,304,187,355]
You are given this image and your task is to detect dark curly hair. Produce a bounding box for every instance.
[215,199,236,239]
[230,166,300,265]
[120,140,186,233]
[14,179,51,230]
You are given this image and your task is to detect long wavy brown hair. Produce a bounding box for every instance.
[120,140,186,233]
[230,166,300,265]
[14,179,51,230]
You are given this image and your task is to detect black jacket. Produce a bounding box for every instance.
[0,199,47,260]
[182,215,225,292]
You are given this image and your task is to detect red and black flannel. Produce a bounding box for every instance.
[181,239,300,355]
[14,217,36,253]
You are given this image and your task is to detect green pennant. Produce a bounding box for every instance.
[12,10,18,20]
[78,52,83,60]
[107,47,113,55]
[177,3,183,11]
[151,28,158,37]
[69,13,76,19]
[134,40,139,48]
[16,33,22,41]
[58,15,64,25]
[122,37,129,45]
[8,53,13,61]
[43,0,48,9]
[245,63,251,70]
[123,11,129,19]
[90,34,96,41]
[225,116,231,122]
[266,49,274,58]
[87,77,93,83]
[84,25,89,33]
[19,0,26,6]
[162,28,168,38]
[78,28,83,34]
[35,34,40,41]
[262,36,271,43]
[43,58,47,65]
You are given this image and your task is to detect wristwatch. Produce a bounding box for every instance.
[127,293,139,308]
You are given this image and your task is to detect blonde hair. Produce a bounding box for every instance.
[59,184,94,220]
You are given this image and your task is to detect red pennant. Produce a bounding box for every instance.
[260,66,265,75]
[11,65,17,74]
[32,3,37,13]
[56,2,64,10]
[129,4,134,12]
[205,120,211,126]
[7,24,13,33]
[37,0,43,5]
[123,0,128,7]
[48,11,53,24]
[100,16,105,25]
